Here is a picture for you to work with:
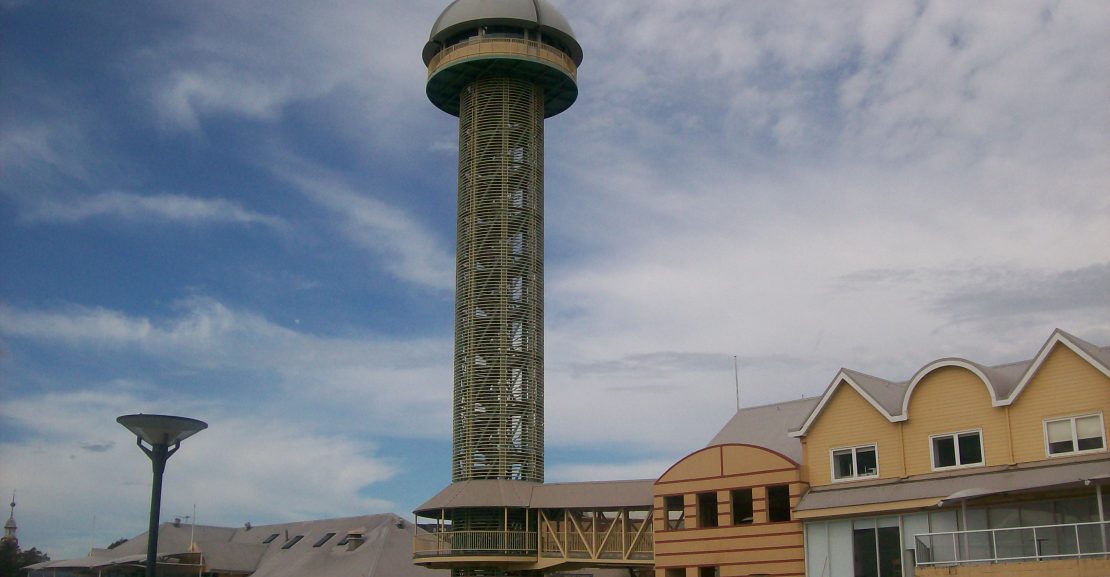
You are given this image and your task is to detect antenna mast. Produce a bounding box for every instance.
[734,355,741,410]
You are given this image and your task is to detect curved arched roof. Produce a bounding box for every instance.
[423,0,583,65]
[789,328,1110,437]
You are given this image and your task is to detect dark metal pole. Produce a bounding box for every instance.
[145,442,169,577]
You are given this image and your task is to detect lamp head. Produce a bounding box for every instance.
[117,414,208,447]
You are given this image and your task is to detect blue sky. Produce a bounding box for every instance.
[2,0,1108,560]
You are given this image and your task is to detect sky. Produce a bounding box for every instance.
[1,0,1108,560]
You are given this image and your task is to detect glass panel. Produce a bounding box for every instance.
[1076,523,1104,555]
[857,447,878,476]
[1047,419,1074,454]
[988,506,1019,529]
[834,449,855,479]
[933,436,957,468]
[665,495,684,530]
[767,484,791,522]
[854,527,879,577]
[903,513,930,550]
[806,522,830,577]
[958,432,983,464]
[830,520,855,575]
[1076,415,1104,450]
[1056,496,1097,524]
[731,489,753,525]
[877,526,901,577]
[697,492,718,528]
[929,511,957,563]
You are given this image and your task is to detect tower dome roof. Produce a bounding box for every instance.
[423,0,582,66]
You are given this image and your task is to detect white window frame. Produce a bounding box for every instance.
[928,429,985,471]
[830,444,879,482]
[1043,413,1106,457]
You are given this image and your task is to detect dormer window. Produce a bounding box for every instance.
[1045,414,1106,456]
[831,445,878,481]
[931,430,984,470]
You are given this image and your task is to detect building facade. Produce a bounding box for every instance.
[652,329,1108,577]
[791,329,1109,577]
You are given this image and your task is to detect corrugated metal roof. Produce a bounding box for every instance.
[415,479,654,513]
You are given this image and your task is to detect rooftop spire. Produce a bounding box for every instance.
[3,491,16,543]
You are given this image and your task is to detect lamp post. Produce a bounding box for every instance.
[117,414,207,577]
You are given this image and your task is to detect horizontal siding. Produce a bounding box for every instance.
[902,366,1010,475]
[1009,345,1110,463]
[804,384,902,486]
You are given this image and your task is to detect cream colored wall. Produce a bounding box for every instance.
[902,365,1011,475]
[654,445,804,577]
[803,383,903,486]
[1007,344,1110,463]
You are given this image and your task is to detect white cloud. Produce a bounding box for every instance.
[21,191,287,228]
[275,167,455,291]
[0,298,452,438]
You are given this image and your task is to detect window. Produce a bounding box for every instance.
[280,535,303,549]
[767,484,791,522]
[664,569,684,577]
[831,445,878,481]
[337,532,363,546]
[730,488,753,525]
[1046,414,1105,456]
[697,492,718,528]
[931,430,984,469]
[698,566,719,577]
[664,495,685,530]
[262,533,280,544]
[312,532,336,547]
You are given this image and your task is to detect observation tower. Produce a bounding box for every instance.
[423,0,581,487]
[416,1,589,575]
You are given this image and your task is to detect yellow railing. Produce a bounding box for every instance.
[413,530,537,557]
[427,37,577,80]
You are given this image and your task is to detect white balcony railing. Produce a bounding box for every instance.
[915,521,1110,566]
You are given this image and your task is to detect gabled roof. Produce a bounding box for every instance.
[788,369,905,437]
[790,328,1110,437]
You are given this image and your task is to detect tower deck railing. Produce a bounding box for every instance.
[414,529,537,557]
[427,38,577,80]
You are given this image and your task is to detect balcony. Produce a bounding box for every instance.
[915,520,1110,567]
[413,529,537,559]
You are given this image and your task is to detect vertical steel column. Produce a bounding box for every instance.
[453,76,545,483]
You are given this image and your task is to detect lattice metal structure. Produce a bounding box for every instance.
[453,77,546,482]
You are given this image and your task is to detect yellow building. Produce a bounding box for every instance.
[653,328,1108,577]
[790,329,1109,577]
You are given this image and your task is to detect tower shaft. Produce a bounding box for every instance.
[453,76,545,483]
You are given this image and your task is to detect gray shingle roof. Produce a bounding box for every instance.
[27,514,447,577]
[707,397,820,462]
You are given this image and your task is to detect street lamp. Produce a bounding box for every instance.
[117,414,208,577]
